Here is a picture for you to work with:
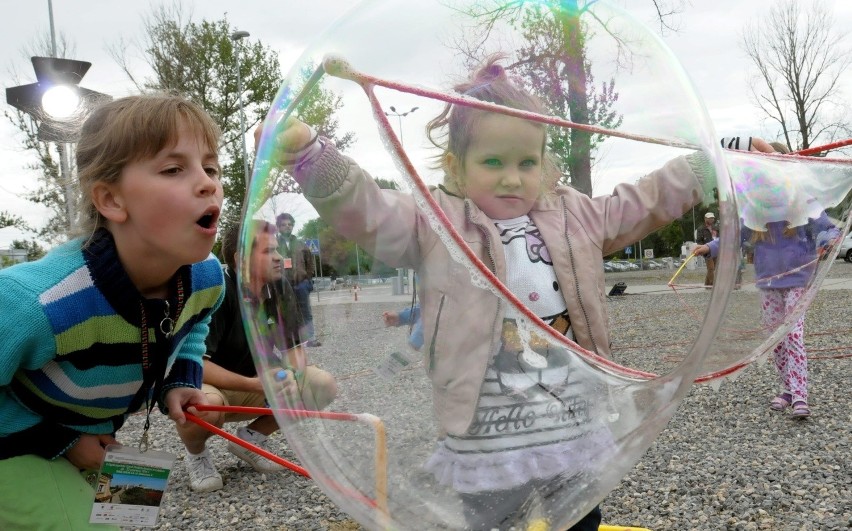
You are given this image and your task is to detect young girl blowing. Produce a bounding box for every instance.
[0,94,226,529]
[267,57,717,530]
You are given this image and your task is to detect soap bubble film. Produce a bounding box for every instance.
[240,0,852,529]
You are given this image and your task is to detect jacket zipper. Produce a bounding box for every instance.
[428,294,445,374]
[465,201,501,358]
[560,197,600,355]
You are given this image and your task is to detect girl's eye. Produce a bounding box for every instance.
[162,167,182,176]
[205,166,221,178]
[520,159,538,168]
[484,158,502,167]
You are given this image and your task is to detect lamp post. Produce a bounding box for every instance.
[383,105,418,147]
[6,56,110,232]
[384,105,418,293]
[231,30,251,184]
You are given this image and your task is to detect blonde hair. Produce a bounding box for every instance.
[426,55,556,195]
[769,141,790,154]
[75,93,221,241]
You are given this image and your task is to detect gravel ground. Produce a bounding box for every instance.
[121,262,852,531]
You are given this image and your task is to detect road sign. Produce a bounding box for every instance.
[625,246,632,255]
[305,238,321,255]
[644,249,654,259]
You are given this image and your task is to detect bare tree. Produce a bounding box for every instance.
[741,0,851,151]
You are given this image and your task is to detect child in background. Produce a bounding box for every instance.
[265,56,726,530]
[382,304,424,351]
[0,94,226,529]
[695,138,838,419]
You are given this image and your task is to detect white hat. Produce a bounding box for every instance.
[704,212,715,219]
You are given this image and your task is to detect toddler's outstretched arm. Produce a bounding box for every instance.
[254,118,424,269]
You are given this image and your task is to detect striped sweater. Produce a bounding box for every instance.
[0,229,224,459]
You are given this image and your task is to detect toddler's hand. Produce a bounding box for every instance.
[693,244,710,256]
[382,311,400,327]
[65,433,119,470]
[254,116,314,155]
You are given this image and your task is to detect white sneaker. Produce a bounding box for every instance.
[227,428,285,474]
[185,449,223,492]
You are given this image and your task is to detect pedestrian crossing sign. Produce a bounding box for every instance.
[305,238,321,255]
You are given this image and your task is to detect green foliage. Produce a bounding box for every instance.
[10,239,46,261]
[298,218,371,276]
[1,238,45,268]
[294,65,356,152]
[136,6,283,226]
[514,4,622,195]
[0,212,26,231]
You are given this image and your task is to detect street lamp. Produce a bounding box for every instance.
[383,105,418,293]
[6,56,111,231]
[231,30,251,184]
[384,105,419,147]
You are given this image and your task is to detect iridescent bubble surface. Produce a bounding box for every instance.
[240,0,852,529]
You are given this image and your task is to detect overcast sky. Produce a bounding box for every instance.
[1,0,851,248]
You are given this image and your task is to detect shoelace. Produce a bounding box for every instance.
[190,455,218,478]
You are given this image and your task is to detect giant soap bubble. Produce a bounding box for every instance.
[240,0,852,529]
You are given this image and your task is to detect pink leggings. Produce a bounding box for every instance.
[760,287,808,403]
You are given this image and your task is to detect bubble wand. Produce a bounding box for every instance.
[187,404,389,523]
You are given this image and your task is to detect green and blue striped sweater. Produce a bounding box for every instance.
[0,229,224,459]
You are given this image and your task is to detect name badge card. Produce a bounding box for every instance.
[89,444,176,527]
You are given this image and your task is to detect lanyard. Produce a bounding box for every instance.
[137,275,185,451]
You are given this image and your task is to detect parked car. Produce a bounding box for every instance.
[312,277,333,291]
[604,260,628,272]
[614,260,640,271]
[839,232,852,262]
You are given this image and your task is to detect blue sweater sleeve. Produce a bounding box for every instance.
[0,274,83,459]
[0,275,60,382]
[397,305,421,327]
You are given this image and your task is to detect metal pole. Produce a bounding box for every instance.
[47,0,57,57]
[317,238,323,277]
[48,0,75,233]
[383,106,417,288]
[355,243,361,280]
[58,142,74,231]
[231,31,251,184]
[692,205,698,241]
[235,48,249,182]
[316,226,323,303]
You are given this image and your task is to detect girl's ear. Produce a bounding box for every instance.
[91,182,128,224]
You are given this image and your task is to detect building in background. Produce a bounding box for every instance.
[0,248,28,268]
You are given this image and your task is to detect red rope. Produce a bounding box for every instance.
[792,138,852,156]
[185,405,381,510]
[185,411,310,478]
